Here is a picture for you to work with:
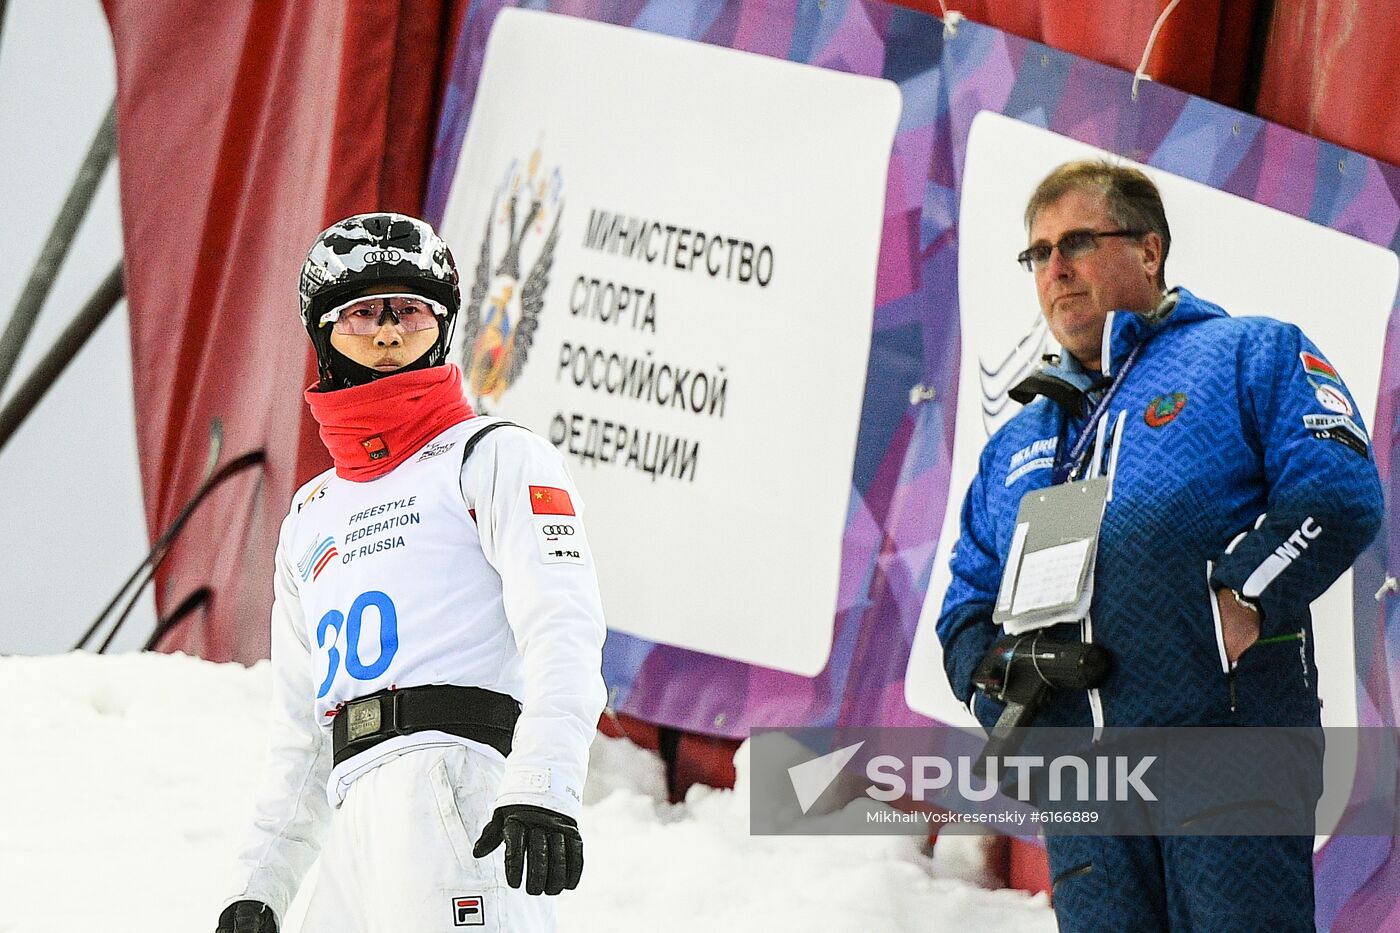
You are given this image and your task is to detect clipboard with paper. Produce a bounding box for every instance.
[992,477,1109,635]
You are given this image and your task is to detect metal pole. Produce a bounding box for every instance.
[0,262,124,454]
[74,419,225,652]
[81,449,265,653]
[1240,0,1278,115]
[0,98,118,394]
[142,587,213,652]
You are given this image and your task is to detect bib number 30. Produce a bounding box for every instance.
[316,590,400,698]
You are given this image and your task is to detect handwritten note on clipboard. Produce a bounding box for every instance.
[993,477,1109,635]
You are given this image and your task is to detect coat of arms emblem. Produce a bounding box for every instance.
[461,148,563,403]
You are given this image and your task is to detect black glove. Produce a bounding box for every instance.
[472,804,584,895]
[216,900,277,933]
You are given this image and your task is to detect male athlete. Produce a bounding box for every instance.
[216,213,606,932]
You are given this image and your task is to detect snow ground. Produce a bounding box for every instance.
[1,652,1056,932]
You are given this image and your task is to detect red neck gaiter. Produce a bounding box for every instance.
[305,364,475,481]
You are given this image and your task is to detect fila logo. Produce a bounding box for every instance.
[453,895,485,926]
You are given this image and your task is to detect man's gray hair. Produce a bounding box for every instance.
[1024,160,1171,290]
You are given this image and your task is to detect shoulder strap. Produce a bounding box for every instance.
[461,420,523,465]
[459,420,524,520]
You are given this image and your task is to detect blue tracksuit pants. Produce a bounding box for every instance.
[1046,834,1315,932]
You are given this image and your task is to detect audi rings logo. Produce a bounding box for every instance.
[542,524,575,536]
[364,249,403,264]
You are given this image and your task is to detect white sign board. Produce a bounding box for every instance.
[439,9,901,675]
[906,111,1399,728]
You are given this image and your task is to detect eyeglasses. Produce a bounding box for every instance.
[1017,229,1146,272]
[319,293,446,335]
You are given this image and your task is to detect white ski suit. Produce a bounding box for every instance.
[223,417,607,932]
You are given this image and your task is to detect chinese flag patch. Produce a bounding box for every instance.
[361,435,389,460]
[529,485,575,516]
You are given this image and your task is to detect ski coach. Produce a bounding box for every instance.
[937,160,1383,931]
[216,212,607,933]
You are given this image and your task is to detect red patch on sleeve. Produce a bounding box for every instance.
[529,485,575,515]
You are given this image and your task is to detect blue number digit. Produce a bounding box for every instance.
[313,592,400,696]
[315,609,345,698]
[343,590,399,681]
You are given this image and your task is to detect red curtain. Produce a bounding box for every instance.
[103,0,465,662]
[1254,0,1400,170]
[900,0,1399,169]
[897,0,1261,108]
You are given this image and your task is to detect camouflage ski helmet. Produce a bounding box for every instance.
[299,212,461,383]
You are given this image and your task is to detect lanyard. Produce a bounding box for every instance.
[1051,339,1147,485]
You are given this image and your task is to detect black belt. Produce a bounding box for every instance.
[331,684,521,767]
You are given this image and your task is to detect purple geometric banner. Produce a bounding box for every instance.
[426,4,1400,926]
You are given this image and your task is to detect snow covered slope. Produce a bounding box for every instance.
[0,652,1055,931]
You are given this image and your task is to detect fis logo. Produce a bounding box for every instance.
[296,478,329,513]
[463,147,564,404]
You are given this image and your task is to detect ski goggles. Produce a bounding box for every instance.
[319,293,447,335]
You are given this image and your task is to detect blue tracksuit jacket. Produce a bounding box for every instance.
[938,287,1384,730]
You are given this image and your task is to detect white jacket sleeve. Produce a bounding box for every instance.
[223,514,334,923]
[465,429,608,821]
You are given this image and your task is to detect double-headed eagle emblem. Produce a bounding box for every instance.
[461,149,563,403]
